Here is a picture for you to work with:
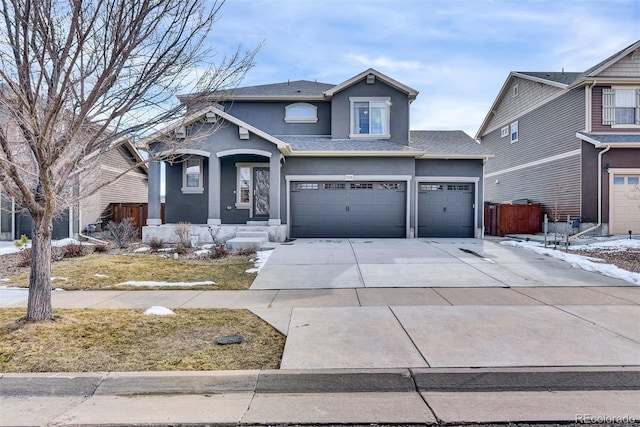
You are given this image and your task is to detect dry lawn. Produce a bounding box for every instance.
[0,308,284,372]
[6,254,256,290]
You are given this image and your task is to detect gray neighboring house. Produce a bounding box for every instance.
[476,41,640,236]
[142,69,492,243]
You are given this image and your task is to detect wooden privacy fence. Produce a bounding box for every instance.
[484,202,542,236]
[106,203,165,237]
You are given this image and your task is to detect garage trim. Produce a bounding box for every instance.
[608,167,640,234]
[285,174,412,238]
[415,176,480,238]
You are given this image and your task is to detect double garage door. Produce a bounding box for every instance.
[290,181,475,238]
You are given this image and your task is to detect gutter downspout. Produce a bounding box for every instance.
[571,143,611,239]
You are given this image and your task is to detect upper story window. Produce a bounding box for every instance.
[603,88,640,126]
[182,157,204,194]
[285,103,318,123]
[350,97,390,138]
[510,121,519,143]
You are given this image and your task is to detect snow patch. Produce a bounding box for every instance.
[194,249,210,256]
[144,306,175,316]
[0,278,9,282]
[117,280,215,287]
[571,239,640,252]
[246,249,274,273]
[51,277,69,281]
[95,274,109,278]
[501,240,640,285]
[52,238,82,247]
[134,246,151,253]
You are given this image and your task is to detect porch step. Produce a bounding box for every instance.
[246,221,269,226]
[236,231,270,239]
[226,231,268,250]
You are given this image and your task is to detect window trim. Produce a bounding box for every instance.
[500,126,509,138]
[510,121,519,143]
[285,102,318,123]
[604,87,640,128]
[181,157,204,194]
[349,96,391,139]
[235,162,269,214]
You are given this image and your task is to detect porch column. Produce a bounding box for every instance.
[268,154,281,225]
[207,155,221,225]
[146,160,162,225]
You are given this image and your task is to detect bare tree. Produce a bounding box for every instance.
[0,0,257,321]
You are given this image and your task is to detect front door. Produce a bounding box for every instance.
[253,167,270,217]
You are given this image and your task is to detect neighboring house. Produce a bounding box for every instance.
[142,68,492,244]
[0,141,148,240]
[476,40,640,236]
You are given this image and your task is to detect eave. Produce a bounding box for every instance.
[323,68,419,101]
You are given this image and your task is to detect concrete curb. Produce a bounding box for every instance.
[2,367,639,397]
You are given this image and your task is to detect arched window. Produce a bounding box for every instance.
[285,103,318,123]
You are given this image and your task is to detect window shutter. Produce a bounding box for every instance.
[602,88,615,125]
[637,89,640,124]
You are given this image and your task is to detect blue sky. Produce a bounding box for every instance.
[208,0,640,137]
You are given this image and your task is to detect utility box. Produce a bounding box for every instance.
[484,202,542,236]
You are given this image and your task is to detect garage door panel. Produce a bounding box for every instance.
[611,175,640,234]
[418,183,474,238]
[291,181,406,238]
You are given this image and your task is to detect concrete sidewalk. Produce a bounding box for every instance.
[2,369,640,426]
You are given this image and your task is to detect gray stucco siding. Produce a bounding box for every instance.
[165,159,209,224]
[330,80,410,143]
[222,101,331,135]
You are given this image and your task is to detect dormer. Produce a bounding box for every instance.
[324,69,418,143]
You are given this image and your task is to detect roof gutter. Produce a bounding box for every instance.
[570,144,611,240]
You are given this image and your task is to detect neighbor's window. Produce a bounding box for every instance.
[510,121,519,143]
[182,157,203,194]
[350,97,390,138]
[285,103,318,123]
[603,88,640,126]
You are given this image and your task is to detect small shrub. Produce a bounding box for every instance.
[207,244,228,259]
[18,248,31,267]
[63,244,87,258]
[14,234,28,248]
[174,222,191,246]
[174,243,190,255]
[148,237,164,252]
[234,248,256,257]
[93,244,109,253]
[106,217,137,248]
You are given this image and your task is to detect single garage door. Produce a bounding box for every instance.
[611,174,640,234]
[291,181,406,238]
[418,182,474,237]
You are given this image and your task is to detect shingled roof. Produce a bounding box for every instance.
[516,71,583,86]
[277,135,421,154]
[410,130,492,157]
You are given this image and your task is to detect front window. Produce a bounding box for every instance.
[181,157,203,194]
[350,97,390,138]
[603,88,640,126]
[285,103,318,123]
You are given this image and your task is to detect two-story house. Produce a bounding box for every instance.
[142,69,492,244]
[476,40,640,236]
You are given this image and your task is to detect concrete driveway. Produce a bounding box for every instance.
[251,238,631,289]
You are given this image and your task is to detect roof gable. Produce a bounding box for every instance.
[323,68,418,101]
[583,39,640,78]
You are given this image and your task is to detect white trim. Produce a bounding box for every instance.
[285,174,412,238]
[217,149,272,158]
[349,97,391,139]
[414,176,480,239]
[285,103,318,123]
[608,167,640,234]
[159,148,210,158]
[324,68,418,100]
[181,157,204,194]
[69,205,74,238]
[576,132,640,148]
[484,149,581,178]
[235,162,270,217]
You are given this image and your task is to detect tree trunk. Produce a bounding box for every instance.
[26,215,53,321]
